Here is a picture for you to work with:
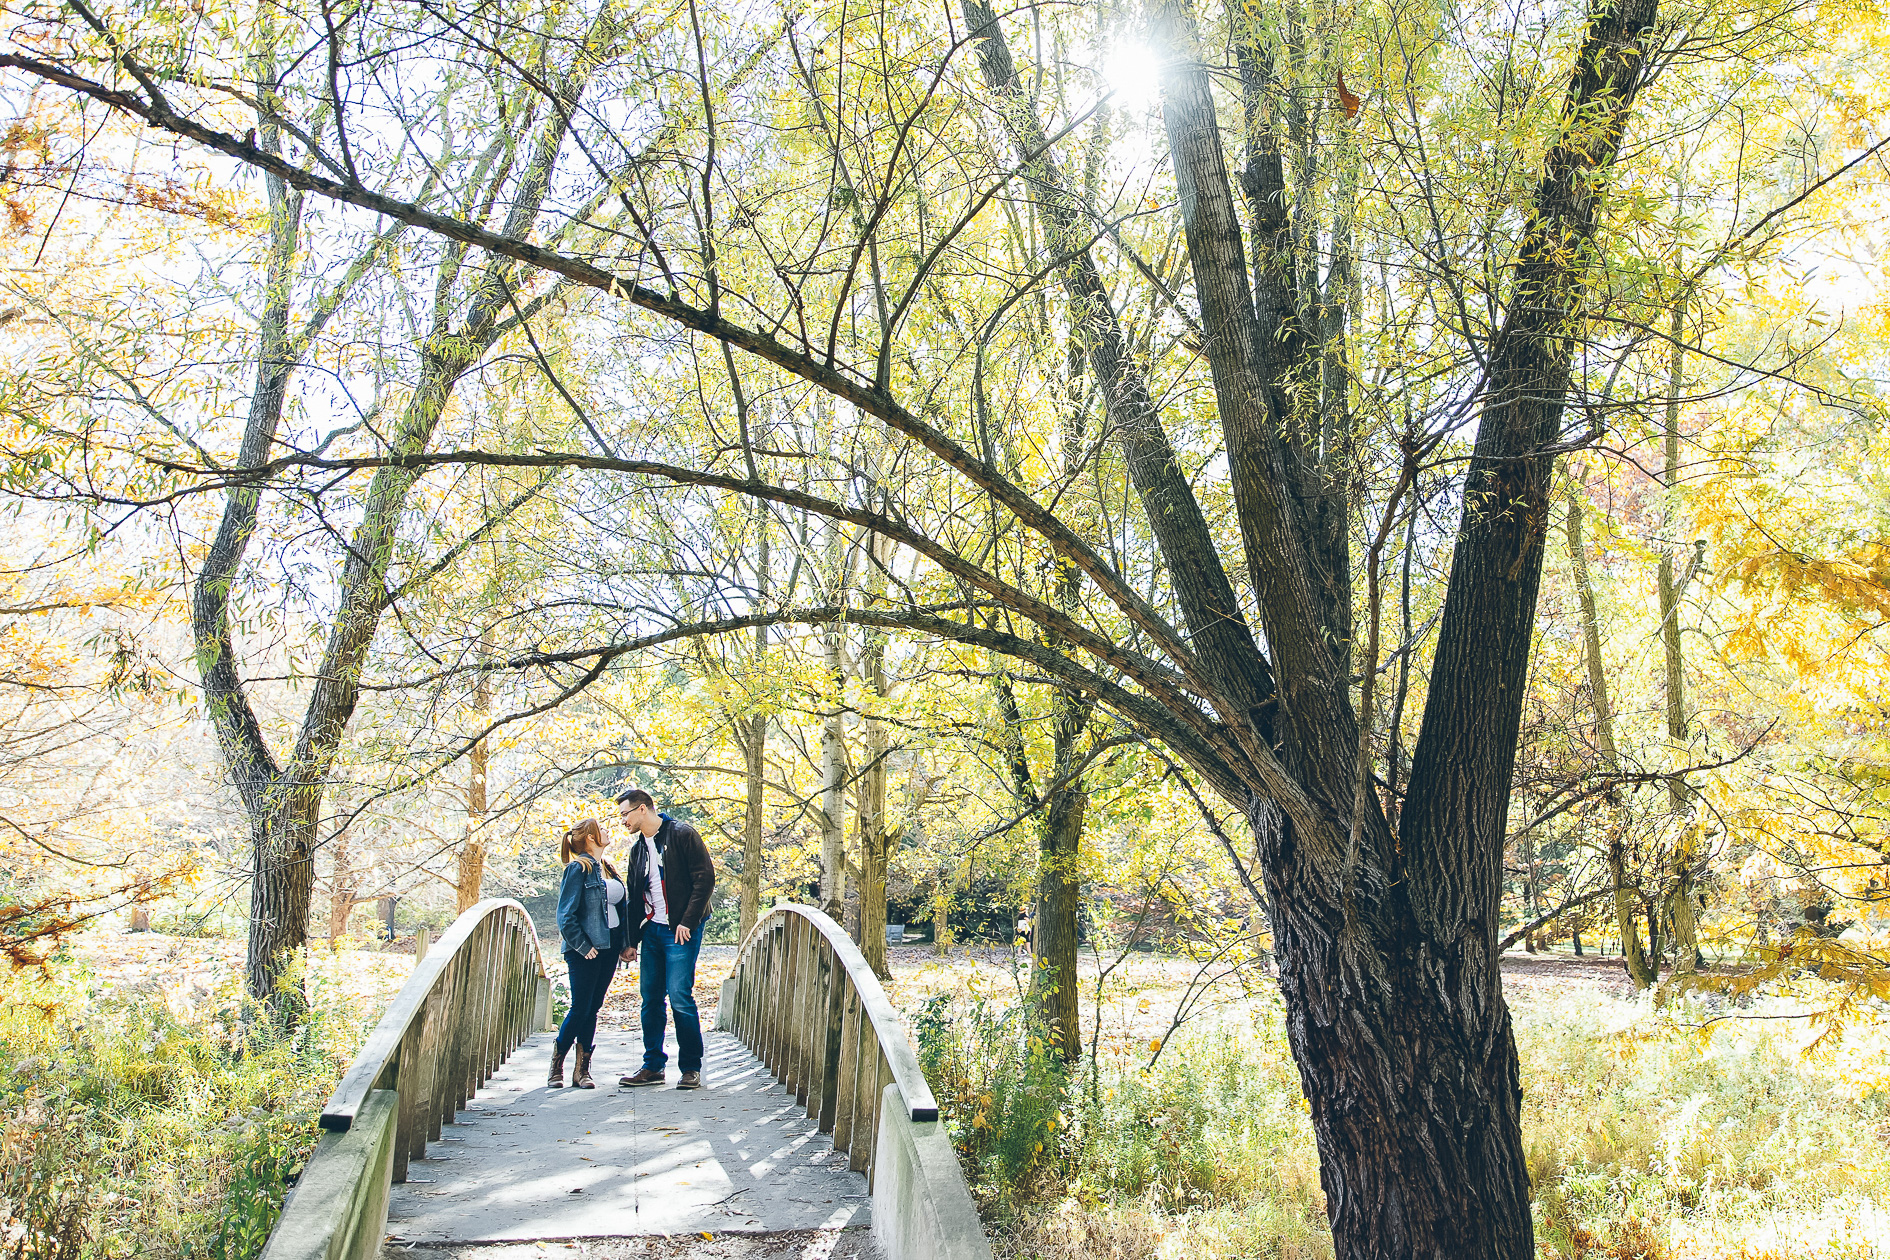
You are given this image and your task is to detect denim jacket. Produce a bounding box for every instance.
[556,858,628,956]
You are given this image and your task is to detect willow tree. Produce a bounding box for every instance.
[6,0,1667,1250]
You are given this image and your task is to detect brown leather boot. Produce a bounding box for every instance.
[548,1040,569,1089]
[573,1044,596,1089]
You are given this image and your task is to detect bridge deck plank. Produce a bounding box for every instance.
[382,1028,873,1245]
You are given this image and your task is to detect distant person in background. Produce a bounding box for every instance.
[550,818,631,1089]
[615,788,716,1090]
[1016,907,1032,953]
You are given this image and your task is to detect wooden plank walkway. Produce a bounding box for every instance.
[381,1026,876,1250]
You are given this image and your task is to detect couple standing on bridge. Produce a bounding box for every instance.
[549,787,716,1091]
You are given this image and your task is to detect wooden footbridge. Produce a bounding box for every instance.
[260,900,990,1260]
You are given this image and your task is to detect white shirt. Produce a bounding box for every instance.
[604,876,626,930]
[643,834,669,926]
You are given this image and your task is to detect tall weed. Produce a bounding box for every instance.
[1523,1000,1890,1259]
[917,991,1331,1254]
[0,959,367,1260]
[920,986,1890,1260]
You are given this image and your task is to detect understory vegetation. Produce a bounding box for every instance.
[919,985,1890,1260]
[0,957,371,1260]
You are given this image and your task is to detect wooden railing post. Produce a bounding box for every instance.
[787,917,809,1103]
[866,1047,893,1190]
[390,1036,413,1185]
[801,921,819,1108]
[453,946,472,1127]
[424,987,450,1145]
[801,927,823,1116]
[764,919,786,1075]
[832,986,860,1151]
[823,937,846,1132]
[847,1004,874,1174]
[470,922,493,1090]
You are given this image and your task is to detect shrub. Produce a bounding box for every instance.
[916,990,1075,1213]
[917,990,1330,1251]
[919,983,1890,1260]
[1521,999,1890,1259]
[0,964,367,1260]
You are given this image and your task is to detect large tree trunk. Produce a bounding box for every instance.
[458,753,488,915]
[957,0,1656,1247]
[1567,496,1656,987]
[734,375,772,942]
[246,787,320,1006]
[1610,836,1655,983]
[855,718,890,979]
[190,39,316,1017]
[994,665,1091,1063]
[1191,2,1656,1254]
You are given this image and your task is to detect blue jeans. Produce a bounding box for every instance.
[557,948,619,1052]
[639,921,703,1073]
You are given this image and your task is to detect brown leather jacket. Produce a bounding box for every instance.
[625,813,716,931]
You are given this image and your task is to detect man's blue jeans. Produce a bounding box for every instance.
[639,921,703,1073]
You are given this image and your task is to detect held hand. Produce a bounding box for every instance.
[621,948,637,962]
[674,924,692,945]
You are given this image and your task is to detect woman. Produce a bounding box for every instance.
[551,818,631,1088]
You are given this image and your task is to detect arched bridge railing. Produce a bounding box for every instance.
[262,898,551,1260]
[717,904,992,1260]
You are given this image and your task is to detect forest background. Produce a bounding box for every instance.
[0,0,1887,1254]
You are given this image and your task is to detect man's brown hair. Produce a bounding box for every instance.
[615,788,655,809]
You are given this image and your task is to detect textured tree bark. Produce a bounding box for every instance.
[327,828,356,943]
[994,662,1092,1062]
[1206,0,1657,1253]
[734,381,773,941]
[1612,837,1657,985]
[457,814,487,913]
[1032,725,1086,1063]
[245,788,320,1009]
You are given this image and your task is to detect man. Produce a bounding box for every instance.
[616,788,716,1089]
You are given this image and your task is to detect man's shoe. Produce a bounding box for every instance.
[676,1071,703,1090]
[619,1068,665,1087]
